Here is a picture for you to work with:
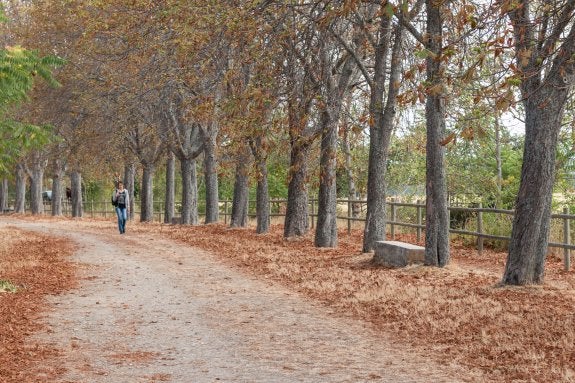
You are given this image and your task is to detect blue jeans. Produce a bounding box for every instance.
[115,206,127,233]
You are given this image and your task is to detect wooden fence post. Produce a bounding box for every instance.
[564,207,571,271]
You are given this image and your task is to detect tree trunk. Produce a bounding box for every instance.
[362,18,402,253]
[165,151,175,224]
[124,163,136,221]
[14,163,26,213]
[500,0,575,284]
[50,158,66,216]
[230,146,250,228]
[314,110,338,247]
[254,138,270,234]
[29,156,46,215]
[140,164,155,222]
[424,0,450,267]
[503,93,563,284]
[0,178,8,212]
[190,160,198,224]
[203,134,219,224]
[51,175,63,216]
[51,165,65,216]
[180,157,199,225]
[314,50,354,248]
[284,140,310,238]
[70,171,83,218]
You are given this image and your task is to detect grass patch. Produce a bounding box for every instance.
[0,279,18,293]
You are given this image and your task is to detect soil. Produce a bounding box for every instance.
[3,215,575,382]
[0,217,463,383]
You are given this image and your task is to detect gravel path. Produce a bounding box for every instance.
[5,219,461,383]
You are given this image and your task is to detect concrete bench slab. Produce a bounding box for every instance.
[373,241,425,268]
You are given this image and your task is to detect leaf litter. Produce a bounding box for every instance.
[1,216,574,382]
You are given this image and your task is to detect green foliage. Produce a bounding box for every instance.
[0,279,18,293]
[0,121,56,174]
[83,179,105,202]
[0,42,64,175]
[383,116,524,208]
[386,125,426,200]
[0,46,64,107]
[498,141,523,207]
[459,211,514,251]
[336,130,369,199]
[267,159,289,198]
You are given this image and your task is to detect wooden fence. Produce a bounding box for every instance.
[8,197,573,270]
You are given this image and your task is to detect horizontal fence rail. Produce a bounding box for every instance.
[4,197,573,270]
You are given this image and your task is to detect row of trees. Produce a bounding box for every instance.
[1,1,574,285]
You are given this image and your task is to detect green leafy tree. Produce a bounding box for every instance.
[0,44,63,173]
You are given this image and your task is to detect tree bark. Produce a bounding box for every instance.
[501,0,575,285]
[503,91,564,284]
[314,49,354,248]
[362,19,403,252]
[14,163,26,214]
[284,140,311,238]
[230,145,251,228]
[180,157,198,225]
[251,136,270,234]
[140,164,155,222]
[70,171,83,218]
[50,160,65,216]
[314,109,339,247]
[165,151,175,224]
[424,0,450,267]
[124,163,136,221]
[282,21,316,239]
[0,178,8,213]
[51,175,63,216]
[203,130,219,224]
[29,153,47,215]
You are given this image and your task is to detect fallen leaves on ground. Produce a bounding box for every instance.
[160,223,575,383]
[0,226,76,383]
[2,215,575,382]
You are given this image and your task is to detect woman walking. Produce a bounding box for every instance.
[112,181,130,234]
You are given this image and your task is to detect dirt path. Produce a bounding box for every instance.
[4,219,461,383]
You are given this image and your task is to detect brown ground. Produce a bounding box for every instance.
[0,222,76,382]
[1,215,574,382]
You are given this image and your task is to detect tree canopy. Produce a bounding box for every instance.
[2,0,575,285]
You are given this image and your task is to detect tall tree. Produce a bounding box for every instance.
[26,150,48,215]
[361,8,406,252]
[164,150,176,224]
[422,0,450,266]
[501,0,575,284]
[313,36,356,248]
[0,178,7,212]
[164,83,205,225]
[49,153,67,216]
[69,170,82,217]
[230,142,252,228]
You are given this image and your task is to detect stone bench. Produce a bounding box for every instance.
[373,241,425,268]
